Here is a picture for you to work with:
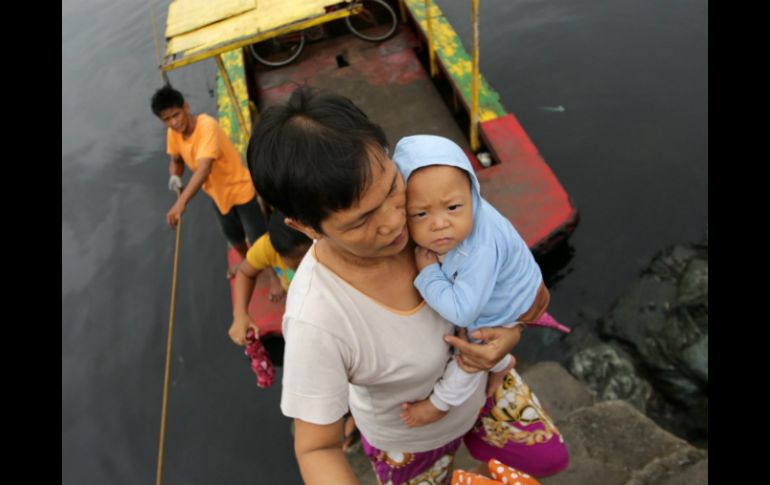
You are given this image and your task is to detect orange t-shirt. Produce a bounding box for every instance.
[166,113,255,214]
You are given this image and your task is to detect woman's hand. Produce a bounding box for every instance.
[444,326,522,373]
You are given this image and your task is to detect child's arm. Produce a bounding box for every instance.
[413,249,500,328]
[430,353,490,409]
[517,282,550,322]
[267,268,287,303]
[229,260,262,345]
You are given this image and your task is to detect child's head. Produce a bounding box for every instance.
[151,85,190,134]
[268,210,312,269]
[392,135,478,256]
[406,165,473,255]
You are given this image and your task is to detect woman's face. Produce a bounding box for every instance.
[317,147,409,260]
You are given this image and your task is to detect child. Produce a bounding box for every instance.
[393,135,559,427]
[228,209,358,447]
[228,210,312,346]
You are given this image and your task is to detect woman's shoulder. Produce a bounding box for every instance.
[285,255,357,327]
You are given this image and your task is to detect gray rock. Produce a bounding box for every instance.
[598,243,707,422]
[644,245,706,284]
[679,334,708,384]
[567,344,651,413]
[677,259,708,311]
[625,447,708,485]
[540,456,629,485]
[600,278,678,350]
[658,458,707,485]
[557,401,690,471]
[520,361,597,422]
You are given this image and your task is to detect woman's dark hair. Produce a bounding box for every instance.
[248,87,388,232]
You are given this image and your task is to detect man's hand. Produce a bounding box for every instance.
[415,246,439,271]
[166,199,186,228]
[168,175,183,193]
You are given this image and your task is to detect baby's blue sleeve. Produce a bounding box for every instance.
[414,252,500,327]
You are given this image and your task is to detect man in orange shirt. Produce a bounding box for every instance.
[151,85,266,277]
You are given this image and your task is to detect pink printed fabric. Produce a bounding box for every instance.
[463,367,569,477]
[361,434,463,485]
[360,366,569,483]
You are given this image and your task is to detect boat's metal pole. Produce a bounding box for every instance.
[216,54,251,141]
[470,0,480,151]
[424,0,438,77]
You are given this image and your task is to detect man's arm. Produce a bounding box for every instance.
[169,155,184,177]
[166,157,213,227]
[294,418,358,485]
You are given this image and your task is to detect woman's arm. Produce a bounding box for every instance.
[444,282,549,371]
[294,418,358,485]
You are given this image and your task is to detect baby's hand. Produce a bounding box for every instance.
[415,246,439,271]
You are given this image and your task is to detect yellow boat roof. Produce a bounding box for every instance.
[163,0,357,71]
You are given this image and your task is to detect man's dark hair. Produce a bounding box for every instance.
[268,210,312,256]
[151,85,185,116]
[248,87,389,232]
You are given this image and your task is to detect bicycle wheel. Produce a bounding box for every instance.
[345,0,398,42]
[250,32,306,67]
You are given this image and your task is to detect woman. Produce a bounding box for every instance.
[247,87,568,485]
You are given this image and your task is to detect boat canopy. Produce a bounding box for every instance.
[162,0,361,71]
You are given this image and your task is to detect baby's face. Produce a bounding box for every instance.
[406,165,473,255]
